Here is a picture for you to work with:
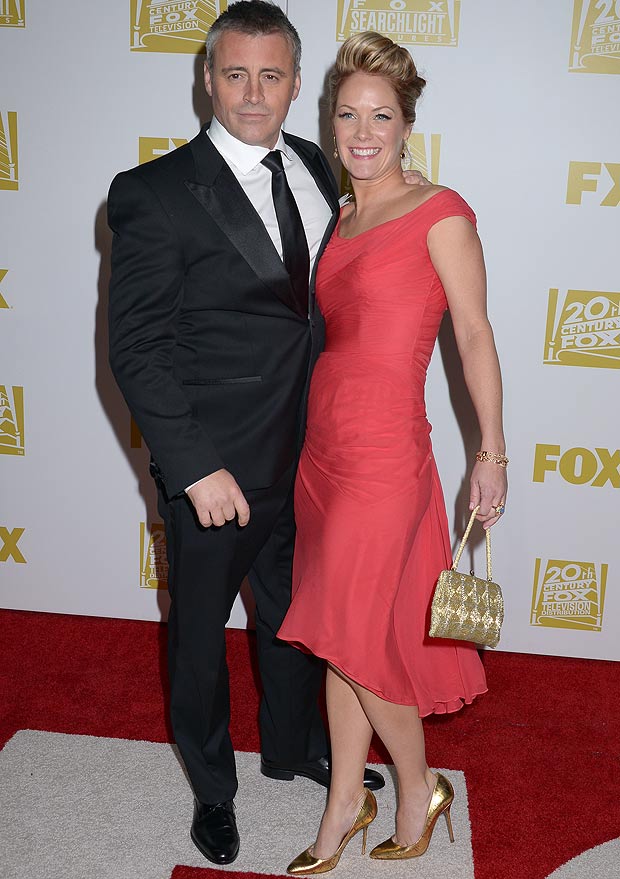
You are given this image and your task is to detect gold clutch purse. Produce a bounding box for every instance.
[429,506,504,649]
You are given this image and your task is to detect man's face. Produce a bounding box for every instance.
[204,31,301,149]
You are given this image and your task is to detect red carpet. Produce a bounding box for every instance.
[171,872,281,879]
[1,608,618,879]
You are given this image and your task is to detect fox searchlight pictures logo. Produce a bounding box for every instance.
[130,1,226,53]
[337,1,460,46]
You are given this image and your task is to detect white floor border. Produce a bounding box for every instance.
[0,730,474,879]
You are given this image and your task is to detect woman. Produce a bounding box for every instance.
[278,31,507,873]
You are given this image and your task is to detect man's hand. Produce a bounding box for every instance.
[403,169,430,186]
[186,469,250,528]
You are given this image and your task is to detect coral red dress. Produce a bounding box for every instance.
[278,189,487,714]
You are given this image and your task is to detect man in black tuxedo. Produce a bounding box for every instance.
[108,1,385,866]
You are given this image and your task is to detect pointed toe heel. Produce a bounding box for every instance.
[369,772,454,860]
[287,788,377,874]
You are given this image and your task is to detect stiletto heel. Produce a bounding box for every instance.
[444,804,455,843]
[287,788,377,874]
[369,772,454,860]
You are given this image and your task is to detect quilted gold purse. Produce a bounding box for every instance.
[429,506,504,648]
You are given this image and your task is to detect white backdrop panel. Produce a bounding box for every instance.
[1,1,618,658]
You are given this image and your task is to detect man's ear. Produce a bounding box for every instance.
[204,62,213,97]
[291,70,301,102]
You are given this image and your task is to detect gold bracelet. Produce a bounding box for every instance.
[476,450,509,468]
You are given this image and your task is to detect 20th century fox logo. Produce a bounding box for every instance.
[130,0,226,53]
[544,289,620,369]
[531,559,607,631]
[337,1,460,46]
[0,112,19,191]
[140,523,169,589]
[570,0,620,73]
[0,385,25,456]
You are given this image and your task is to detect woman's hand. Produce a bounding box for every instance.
[469,460,508,529]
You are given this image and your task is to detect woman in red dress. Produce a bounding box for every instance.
[278,31,508,874]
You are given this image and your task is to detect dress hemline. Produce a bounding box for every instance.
[280,635,488,717]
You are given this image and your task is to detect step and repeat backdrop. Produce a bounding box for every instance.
[1,1,618,659]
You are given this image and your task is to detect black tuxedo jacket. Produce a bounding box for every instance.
[108,125,340,498]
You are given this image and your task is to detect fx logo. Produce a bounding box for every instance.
[0,268,9,308]
[566,162,620,206]
[533,444,620,487]
[138,137,188,166]
[0,526,26,563]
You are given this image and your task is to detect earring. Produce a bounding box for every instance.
[401,139,412,168]
[333,134,339,159]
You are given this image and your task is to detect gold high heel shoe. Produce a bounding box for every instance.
[369,772,454,859]
[287,788,377,875]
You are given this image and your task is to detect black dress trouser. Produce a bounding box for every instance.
[158,464,327,804]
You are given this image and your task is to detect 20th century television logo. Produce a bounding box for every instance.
[570,0,620,73]
[130,0,226,53]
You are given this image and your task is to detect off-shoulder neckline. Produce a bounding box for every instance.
[335,188,458,241]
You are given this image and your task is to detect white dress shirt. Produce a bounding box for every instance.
[207,115,332,278]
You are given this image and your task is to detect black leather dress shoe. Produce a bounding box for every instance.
[190,799,240,865]
[260,755,385,790]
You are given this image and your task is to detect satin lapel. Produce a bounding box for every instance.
[185,129,305,318]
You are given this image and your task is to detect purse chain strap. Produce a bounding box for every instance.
[451,505,492,581]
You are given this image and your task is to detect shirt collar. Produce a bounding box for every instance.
[207,115,293,175]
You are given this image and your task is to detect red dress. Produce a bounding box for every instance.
[278,189,487,714]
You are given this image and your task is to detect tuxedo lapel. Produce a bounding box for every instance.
[186,128,305,318]
[284,133,341,217]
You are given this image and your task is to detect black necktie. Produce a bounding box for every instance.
[261,150,310,315]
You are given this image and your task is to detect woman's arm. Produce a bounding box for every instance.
[427,215,507,528]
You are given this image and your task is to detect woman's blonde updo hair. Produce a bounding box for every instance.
[328,31,426,125]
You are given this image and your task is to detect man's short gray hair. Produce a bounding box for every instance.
[205,1,302,73]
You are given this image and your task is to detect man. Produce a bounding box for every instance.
[109,1,421,865]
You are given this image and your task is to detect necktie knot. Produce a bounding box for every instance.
[261,150,284,175]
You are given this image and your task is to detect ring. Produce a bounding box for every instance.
[494,504,505,516]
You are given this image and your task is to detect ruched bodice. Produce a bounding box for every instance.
[278,189,487,713]
[319,196,450,359]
